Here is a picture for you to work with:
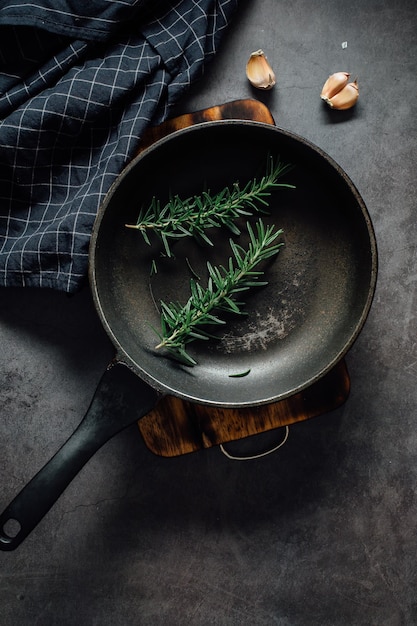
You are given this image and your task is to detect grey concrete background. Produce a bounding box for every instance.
[1,0,416,624]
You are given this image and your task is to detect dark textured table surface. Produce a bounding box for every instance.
[1,1,416,624]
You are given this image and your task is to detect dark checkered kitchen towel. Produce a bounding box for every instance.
[0,0,239,292]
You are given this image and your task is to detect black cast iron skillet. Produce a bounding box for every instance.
[0,121,377,550]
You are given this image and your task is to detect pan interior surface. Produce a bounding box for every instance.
[90,121,377,407]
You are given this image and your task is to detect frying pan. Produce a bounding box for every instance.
[0,121,377,550]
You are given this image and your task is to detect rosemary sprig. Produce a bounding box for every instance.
[153,219,284,365]
[125,156,293,257]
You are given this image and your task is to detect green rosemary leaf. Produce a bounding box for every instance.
[161,232,171,257]
[185,257,200,280]
[225,221,242,235]
[188,330,211,340]
[160,301,177,321]
[170,347,198,366]
[198,230,215,247]
[257,246,283,260]
[229,369,251,378]
[142,229,152,246]
[229,239,244,264]
[221,297,242,314]
[204,313,227,325]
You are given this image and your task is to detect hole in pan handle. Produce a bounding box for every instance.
[0,361,160,551]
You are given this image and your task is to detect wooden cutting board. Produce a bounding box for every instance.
[136,99,350,457]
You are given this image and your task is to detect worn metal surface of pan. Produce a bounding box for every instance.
[0,121,377,550]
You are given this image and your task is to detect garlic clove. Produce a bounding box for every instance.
[326,79,359,110]
[246,49,276,90]
[320,71,350,102]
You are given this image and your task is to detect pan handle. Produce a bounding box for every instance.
[0,361,160,551]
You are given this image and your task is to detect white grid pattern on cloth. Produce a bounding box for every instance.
[0,0,239,292]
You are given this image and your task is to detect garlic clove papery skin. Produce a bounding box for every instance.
[320,72,350,102]
[327,80,359,110]
[246,50,276,90]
